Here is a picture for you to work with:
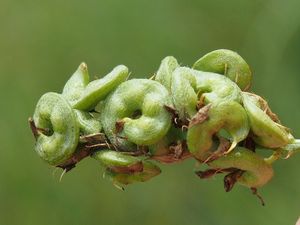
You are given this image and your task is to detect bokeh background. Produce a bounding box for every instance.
[1,0,300,224]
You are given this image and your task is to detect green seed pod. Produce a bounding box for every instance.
[62,63,89,106]
[63,64,129,111]
[187,101,249,161]
[209,147,274,188]
[155,56,179,91]
[171,67,242,120]
[93,150,144,167]
[93,150,161,185]
[101,79,172,151]
[193,49,252,91]
[242,92,294,148]
[171,67,198,120]
[33,92,79,166]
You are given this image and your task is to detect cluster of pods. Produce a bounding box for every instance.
[30,49,299,202]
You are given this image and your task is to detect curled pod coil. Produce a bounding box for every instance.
[155,56,179,91]
[187,101,250,161]
[63,63,129,111]
[193,49,252,91]
[170,66,249,159]
[208,147,274,188]
[33,92,79,166]
[93,150,161,185]
[242,92,294,148]
[171,67,242,120]
[101,79,173,151]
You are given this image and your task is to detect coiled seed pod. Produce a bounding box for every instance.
[63,63,129,111]
[33,92,79,165]
[193,49,252,91]
[169,66,249,158]
[208,147,274,188]
[242,92,294,148]
[187,101,249,161]
[93,150,161,185]
[62,63,89,106]
[155,56,179,91]
[171,67,242,120]
[101,79,173,151]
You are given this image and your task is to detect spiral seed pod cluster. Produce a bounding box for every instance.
[30,49,300,202]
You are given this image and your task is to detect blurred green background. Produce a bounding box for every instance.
[1,0,300,224]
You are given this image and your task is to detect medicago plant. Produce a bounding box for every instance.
[29,49,300,205]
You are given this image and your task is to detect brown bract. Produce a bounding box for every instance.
[188,104,211,128]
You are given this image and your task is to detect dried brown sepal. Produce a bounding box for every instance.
[28,117,39,140]
[169,140,185,159]
[109,161,144,174]
[246,92,280,123]
[188,104,211,128]
[195,168,236,179]
[115,120,125,134]
[224,169,244,192]
[151,141,192,164]
[79,133,107,144]
[151,151,191,164]
[57,145,92,172]
[203,137,231,163]
[58,133,110,172]
[28,117,51,139]
[251,187,265,206]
